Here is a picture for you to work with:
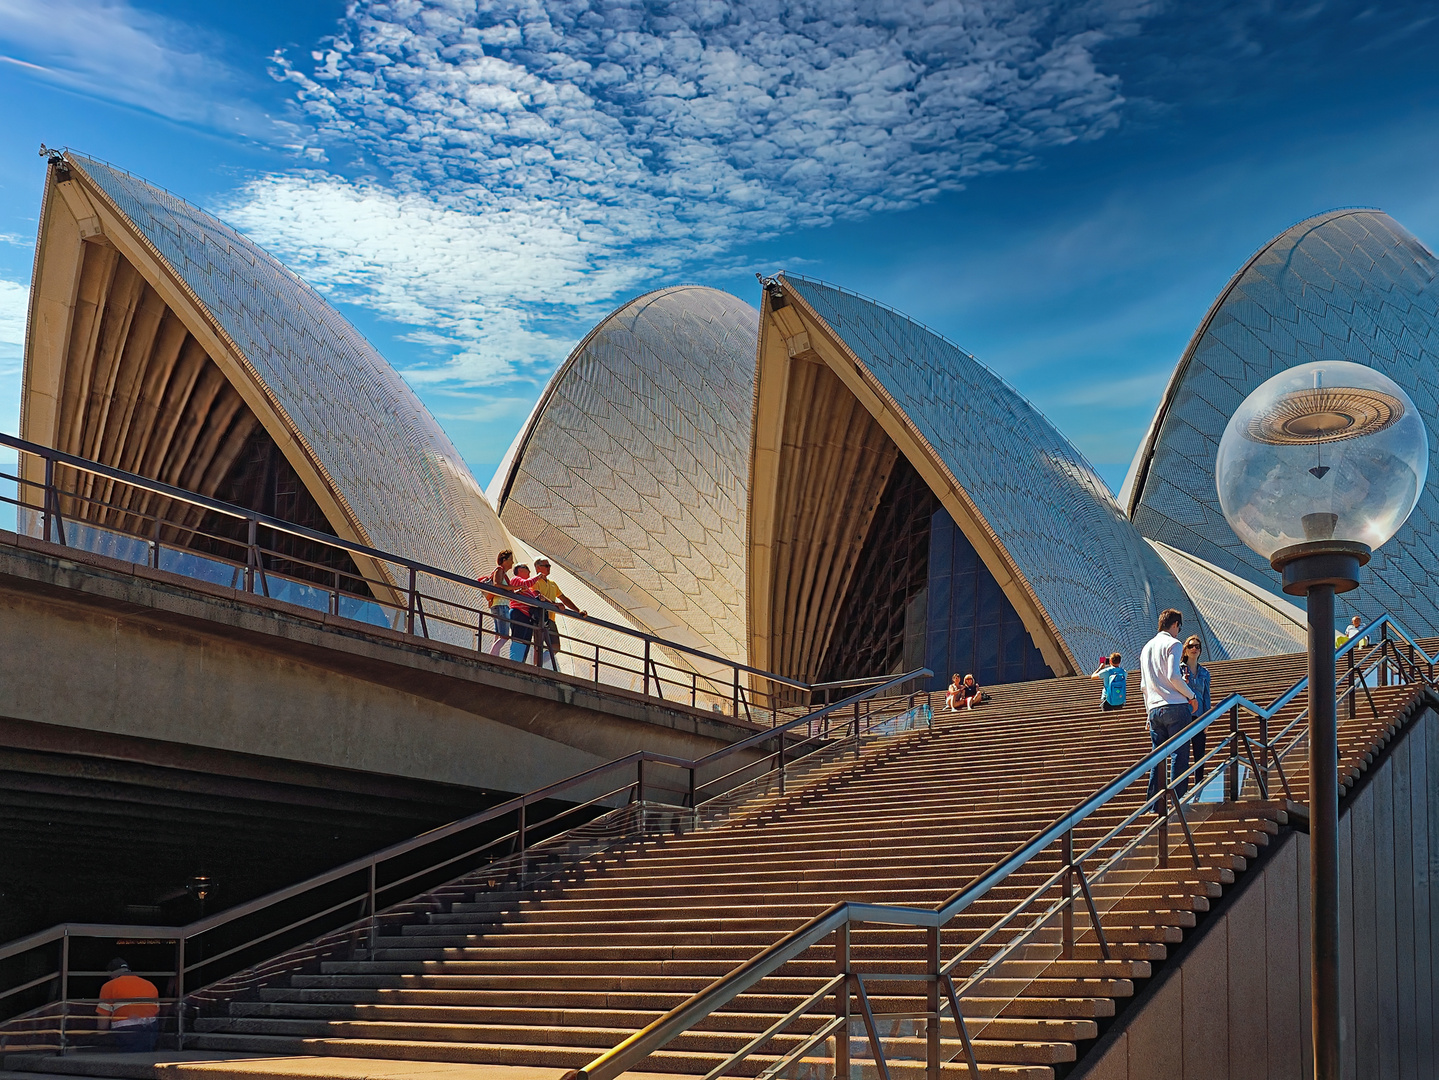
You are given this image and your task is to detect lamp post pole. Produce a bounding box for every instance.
[1274,542,1366,1080]
[1306,580,1340,1080]
[1216,359,1428,1080]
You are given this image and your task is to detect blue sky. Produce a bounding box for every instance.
[1,1,1436,494]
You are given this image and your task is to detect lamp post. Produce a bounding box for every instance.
[1216,360,1427,1079]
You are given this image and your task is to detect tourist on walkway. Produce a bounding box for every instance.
[1342,615,1368,649]
[1181,635,1211,769]
[1140,609,1199,809]
[506,564,536,663]
[96,958,159,1052]
[528,558,586,671]
[953,673,982,710]
[1090,653,1126,710]
[481,549,514,656]
[945,673,963,711]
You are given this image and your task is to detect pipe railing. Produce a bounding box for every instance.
[0,668,932,1047]
[0,433,891,723]
[565,614,1438,1080]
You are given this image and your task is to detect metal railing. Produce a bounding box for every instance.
[565,615,1438,1080]
[0,668,933,1051]
[0,433,884,721]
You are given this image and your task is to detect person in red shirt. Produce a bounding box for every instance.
[506,564,536,663]
[96,958,159,1051]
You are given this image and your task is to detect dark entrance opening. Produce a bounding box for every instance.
[818,455,1053,690]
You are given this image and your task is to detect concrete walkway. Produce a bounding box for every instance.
[1,1052,673,1080]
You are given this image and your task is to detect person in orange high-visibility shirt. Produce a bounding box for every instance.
[96,958,159,1051]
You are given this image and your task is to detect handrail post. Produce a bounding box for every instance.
[732,667,739,719]
[636,758,646,805]
[644,639,652,698]
[1158,797,1169,868]
[778,732,786,796]
[41,455,51,542]
[1381,623,1390,686]
[834,923,850,1080]
[406,567,417,635]
[1227,705,1239,802]
[688,767,697,828]
[175,936,186,1049]
[367,863,378,955]
[1061,829,1075,959]
[151,515,162,569]
[517,802,528,880]
[1258,712,1270,800]
[245,517,258,592]
[42,456,55,544]
[926,925,941,1080]
[1347,647,1355,720]
[853,700,860,759]
[58,928,69,1055]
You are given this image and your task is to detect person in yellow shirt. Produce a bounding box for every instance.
[528,559,586,671]
[96,958,159,1051]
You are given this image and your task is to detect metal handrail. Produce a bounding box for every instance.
[0,433,836,718]
[566,614,1436,1080]
[0,668,931,1032]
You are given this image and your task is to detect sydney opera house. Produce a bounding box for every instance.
[17,152,1439,690]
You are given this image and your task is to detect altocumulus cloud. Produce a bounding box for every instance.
[0,0,287,137]
[235,0,1154,384]
[0,279,29,374]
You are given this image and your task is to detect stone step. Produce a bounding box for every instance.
[250,987,1119,1019]
[187,1016,1082,1065]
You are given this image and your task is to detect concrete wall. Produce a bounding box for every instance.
[0,533,768,802]
[1079,705,1438,1080]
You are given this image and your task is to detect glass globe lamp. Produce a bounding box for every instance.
[1217,359,1428,1080]
[1216,360,1427,593]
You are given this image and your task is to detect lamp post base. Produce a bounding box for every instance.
[1270,540,1369,595]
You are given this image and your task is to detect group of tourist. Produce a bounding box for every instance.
[1126,608,1374,809]
[1092,609,1212,808]
[945,672,984,711]
[478,550,587,670]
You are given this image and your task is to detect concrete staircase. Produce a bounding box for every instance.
[7,653,1427,1080]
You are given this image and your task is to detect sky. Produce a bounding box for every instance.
[0,0,1436,494]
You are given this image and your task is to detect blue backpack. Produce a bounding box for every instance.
[1103,667,1127,707]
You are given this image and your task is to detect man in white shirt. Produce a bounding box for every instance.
[1342,615,1368,650]
[1140,608,1200,808]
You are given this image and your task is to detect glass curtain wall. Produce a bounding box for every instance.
[926,509,1051,689]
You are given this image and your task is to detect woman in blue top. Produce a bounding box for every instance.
[1181,635,1212,767]
[1090,653,1126,711]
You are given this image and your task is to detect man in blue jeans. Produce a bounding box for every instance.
[1139,608,1199,810]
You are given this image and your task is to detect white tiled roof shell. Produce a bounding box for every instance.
[779,274,1198,669]
[70,155,508,581]
[1146,541,1306,660]
[493,287,758,662]
[1124,210,1439,634]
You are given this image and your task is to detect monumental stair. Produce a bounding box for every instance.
[5,650,1431,1080]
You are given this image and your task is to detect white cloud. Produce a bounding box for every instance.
[235,0,1153,385]
[0,278,27,347]
[0,0,284,137]
[221,172,657,381]
[0,279,28,391]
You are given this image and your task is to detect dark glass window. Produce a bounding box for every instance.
[818,453,1053,691]
[925,507,1051,689]
[818,456,938,684]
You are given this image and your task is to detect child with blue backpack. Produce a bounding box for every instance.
[1091,653,1127,710]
